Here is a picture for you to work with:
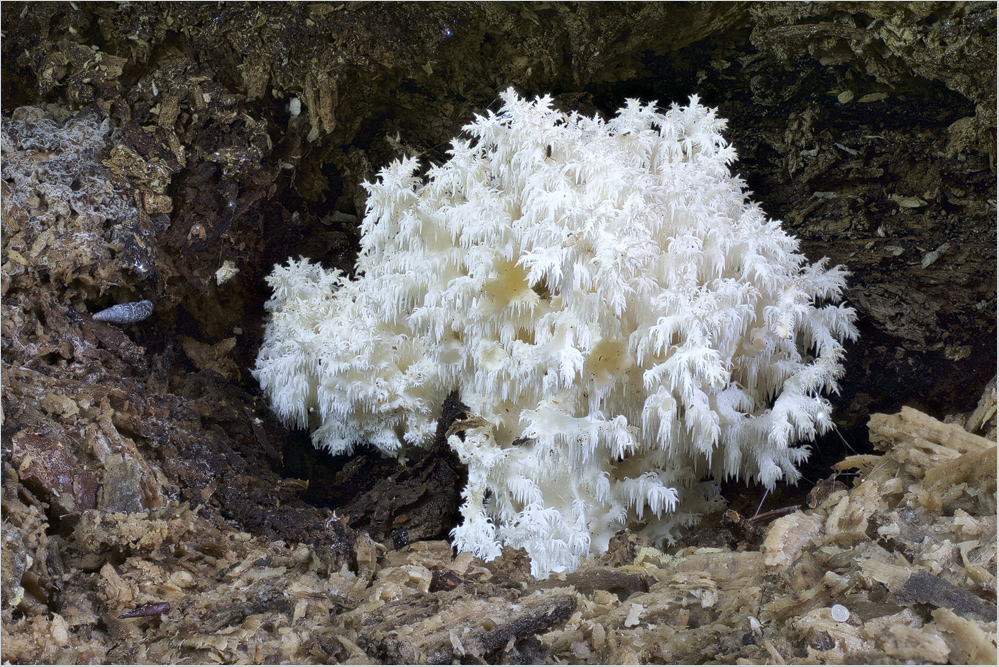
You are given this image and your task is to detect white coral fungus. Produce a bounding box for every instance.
[254,89,858,578]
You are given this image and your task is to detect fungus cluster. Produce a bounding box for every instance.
[254,89,857,577]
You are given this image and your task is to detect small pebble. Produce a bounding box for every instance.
[831,604,850,622]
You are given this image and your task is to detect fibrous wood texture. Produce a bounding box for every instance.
[2,2,995,663]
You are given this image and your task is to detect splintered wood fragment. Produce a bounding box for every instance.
[356,591,576,663]
[966,374,997,435]
[868,405,996,471]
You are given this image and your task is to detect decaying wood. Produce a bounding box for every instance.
[2,2,994,663]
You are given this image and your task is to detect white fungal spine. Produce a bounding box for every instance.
[92,299,153,324]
